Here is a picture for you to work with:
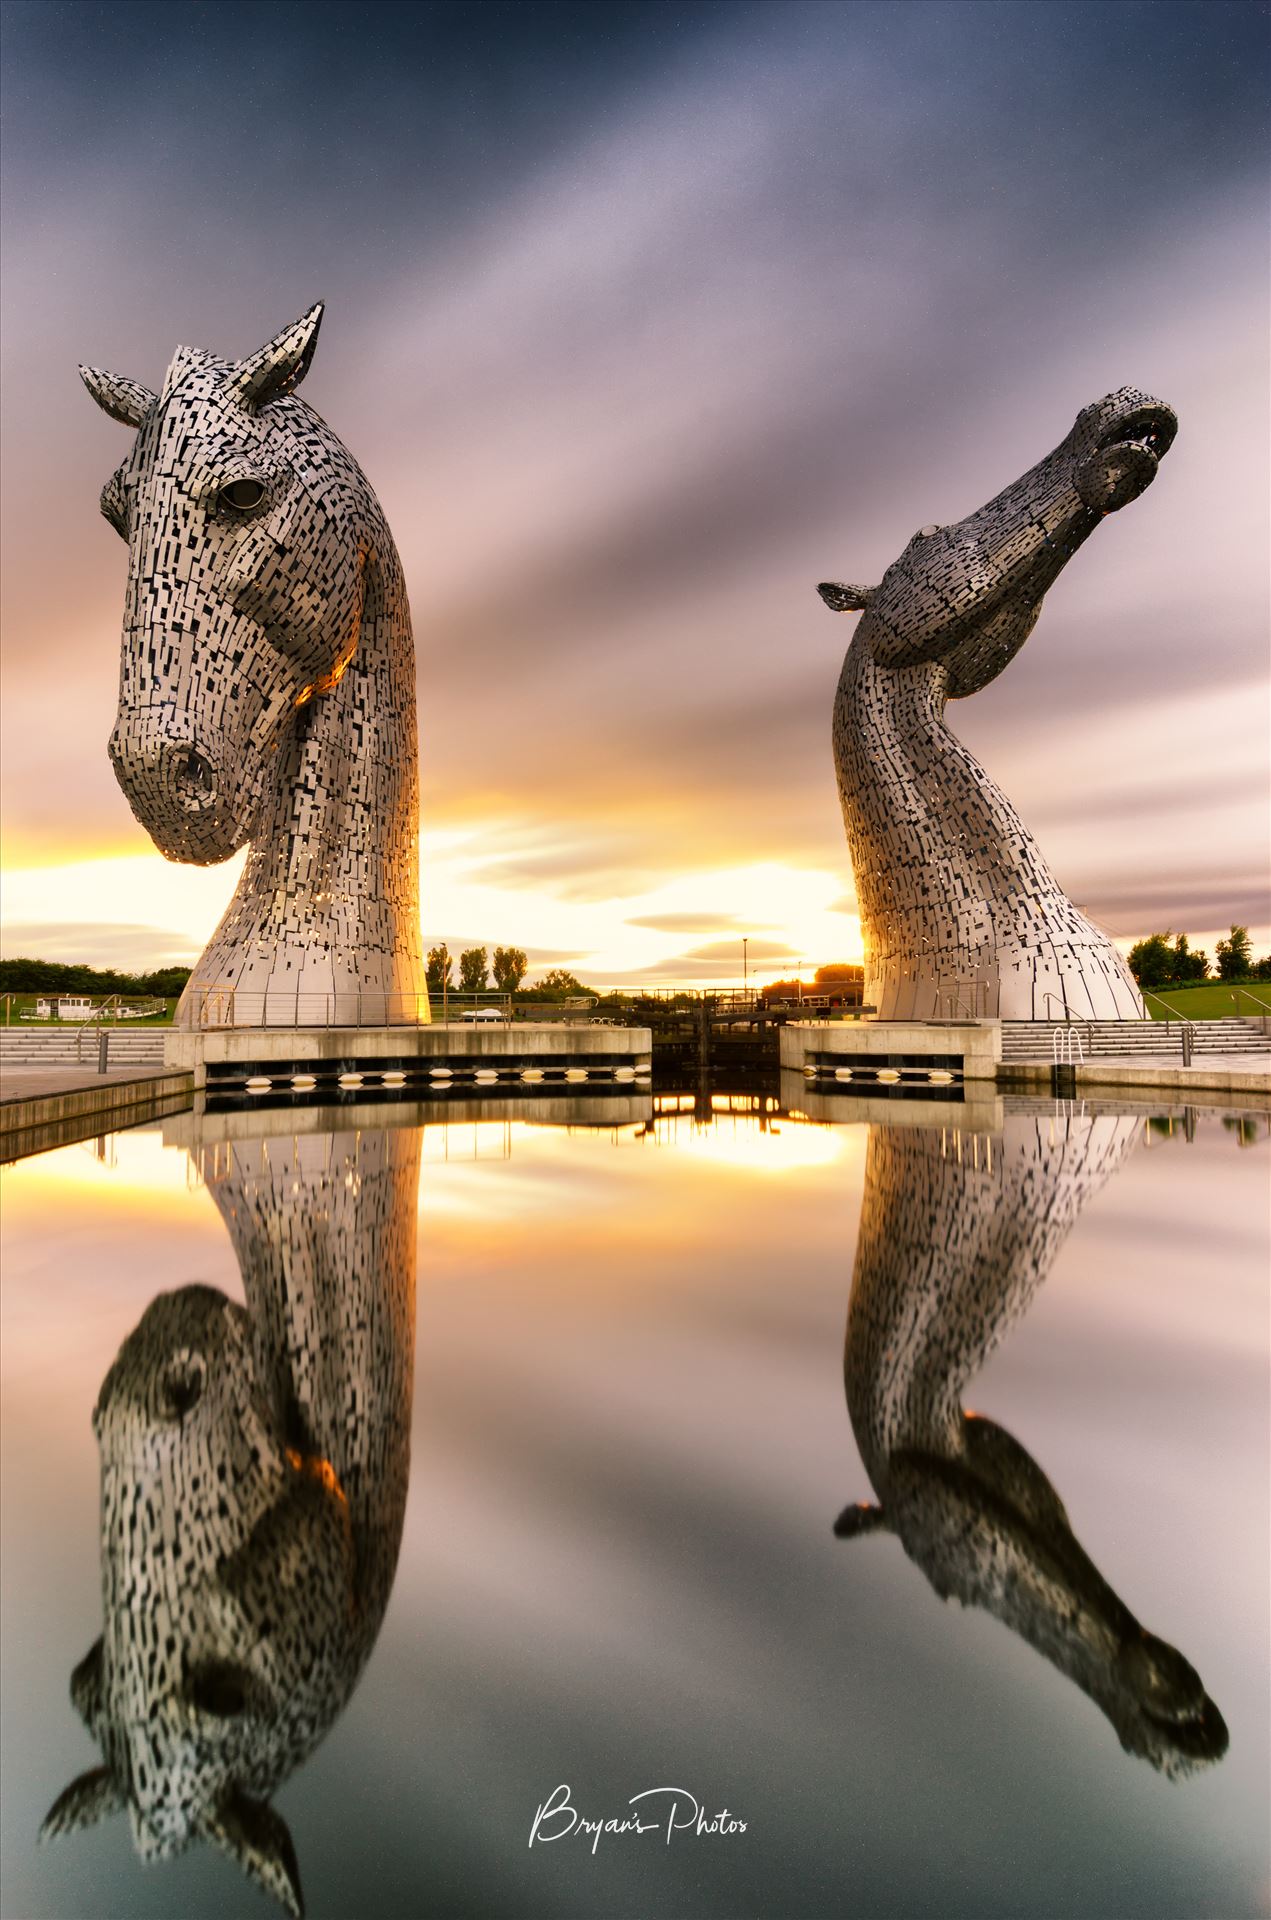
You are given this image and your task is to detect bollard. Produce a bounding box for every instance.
[97,1029,109,1074]
[1181,1024,1192,1068]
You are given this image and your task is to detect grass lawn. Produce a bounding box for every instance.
[1142,982,1271,1021]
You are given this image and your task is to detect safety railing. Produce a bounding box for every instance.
[1051,1025,1085,1065]
[185,990,514,1036]
[1138,989,1197,1063]
[937,980,989,1020]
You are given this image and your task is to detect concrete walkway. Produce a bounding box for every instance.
[0,1064,179,1103]
[1000,1053,1271,1101]
[1,1065,195,1165]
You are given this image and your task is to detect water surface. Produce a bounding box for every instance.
[2,1093,1267,1918]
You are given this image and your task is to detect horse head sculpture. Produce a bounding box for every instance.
[81,306,426,1026]
[820,390,1177,1019]
[836,1106,1227,1778]
[40,1123,420,1914]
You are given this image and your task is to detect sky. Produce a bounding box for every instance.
[1,0,1268,987]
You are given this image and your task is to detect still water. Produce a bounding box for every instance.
[1,1090,1267,1919]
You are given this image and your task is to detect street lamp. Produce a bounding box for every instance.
[743,937,748,992]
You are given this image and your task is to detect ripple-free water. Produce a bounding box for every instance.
[2,1095,1267,1919]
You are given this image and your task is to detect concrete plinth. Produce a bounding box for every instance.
[779,1019,1000,1082]
[166,1022,653,1092]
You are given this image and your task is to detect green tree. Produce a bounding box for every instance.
[1127,932,1174,990]
[1215,925,1252,981]
[1170,934,1208,984]
[492,945,528,992]
[425,944,452,992]
[459,945,489,992]
[533,968,592,998]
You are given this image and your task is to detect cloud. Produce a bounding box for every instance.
[0,922,201,969]
[625,911,776,934]
[1,0,1266,958]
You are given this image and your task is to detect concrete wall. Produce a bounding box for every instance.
[779,1019,1001,1080]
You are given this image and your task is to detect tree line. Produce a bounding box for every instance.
[0,957,192,997]
[1126,925,1270,991]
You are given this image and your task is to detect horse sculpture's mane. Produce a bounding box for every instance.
[81,304,426,1029]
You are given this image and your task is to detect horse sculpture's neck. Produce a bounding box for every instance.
[204,1125,418,1628]
[834,639,1142,1021]
[190,538,423,1025]
[838,1111,1227,1776]
[41,1118,420,1916]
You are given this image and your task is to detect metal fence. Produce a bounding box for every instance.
[184,987,609,1029]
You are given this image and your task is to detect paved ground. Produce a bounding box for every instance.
[0,1065,179,1104]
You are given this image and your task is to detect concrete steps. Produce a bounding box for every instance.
[1000,1018,1271,1061]
[0,1026,167,1067]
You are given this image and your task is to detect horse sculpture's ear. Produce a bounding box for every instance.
[79,366,156,429]
[817,582,875,612]
[40,1766,125,1840]
[833,1501,890,1537]
[234,302,325,410]
[69,1637,105,1728]
[203,1788,304,1918]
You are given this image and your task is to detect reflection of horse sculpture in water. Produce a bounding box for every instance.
[80,304,427,1027]
[837,1108,1228,1776]
[41,1125,420,1915]
[820,390,1176,1020]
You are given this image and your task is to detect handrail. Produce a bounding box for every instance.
[1139,988,1196,1026]
[1039,990,1076,1023]
[1051,1025,1084,1064]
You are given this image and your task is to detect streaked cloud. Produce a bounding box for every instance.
[1,1,1266,966]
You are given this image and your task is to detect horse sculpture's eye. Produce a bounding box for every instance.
[218,478,268,513]
[187,1661,251,1718]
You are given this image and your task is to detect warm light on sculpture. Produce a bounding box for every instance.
[80,303,427,1027]
[41,1123,419,1914]
[821,390,1177,1020]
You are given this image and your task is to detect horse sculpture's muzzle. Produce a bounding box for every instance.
[109,709,260,864]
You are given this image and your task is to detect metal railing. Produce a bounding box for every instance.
[1051,1025,1084,1065]
[940,975,990,1021]
[5,993,168,1026]
[184,986,621,1030]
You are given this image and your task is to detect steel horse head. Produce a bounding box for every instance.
[81,305,426,1026]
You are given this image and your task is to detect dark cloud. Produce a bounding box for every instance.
[1092,879,1271,938]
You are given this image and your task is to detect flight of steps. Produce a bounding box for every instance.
[0,1026,167,1069]
[999,1018,1271,1063]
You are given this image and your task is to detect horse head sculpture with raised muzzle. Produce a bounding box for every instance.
[820,390,1177,1020]
[81,305,426,1027]
[836,1107,1227,1778]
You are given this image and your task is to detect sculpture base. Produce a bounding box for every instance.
[867,942,1143,1023]
[165,1022,652,1091]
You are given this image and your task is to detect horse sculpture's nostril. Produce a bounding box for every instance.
[186,751,214,794]
[174,748,217,809]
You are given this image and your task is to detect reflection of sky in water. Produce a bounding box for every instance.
[2,1109,1267,1918]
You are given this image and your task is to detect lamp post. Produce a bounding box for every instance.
[743,937,748,995]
